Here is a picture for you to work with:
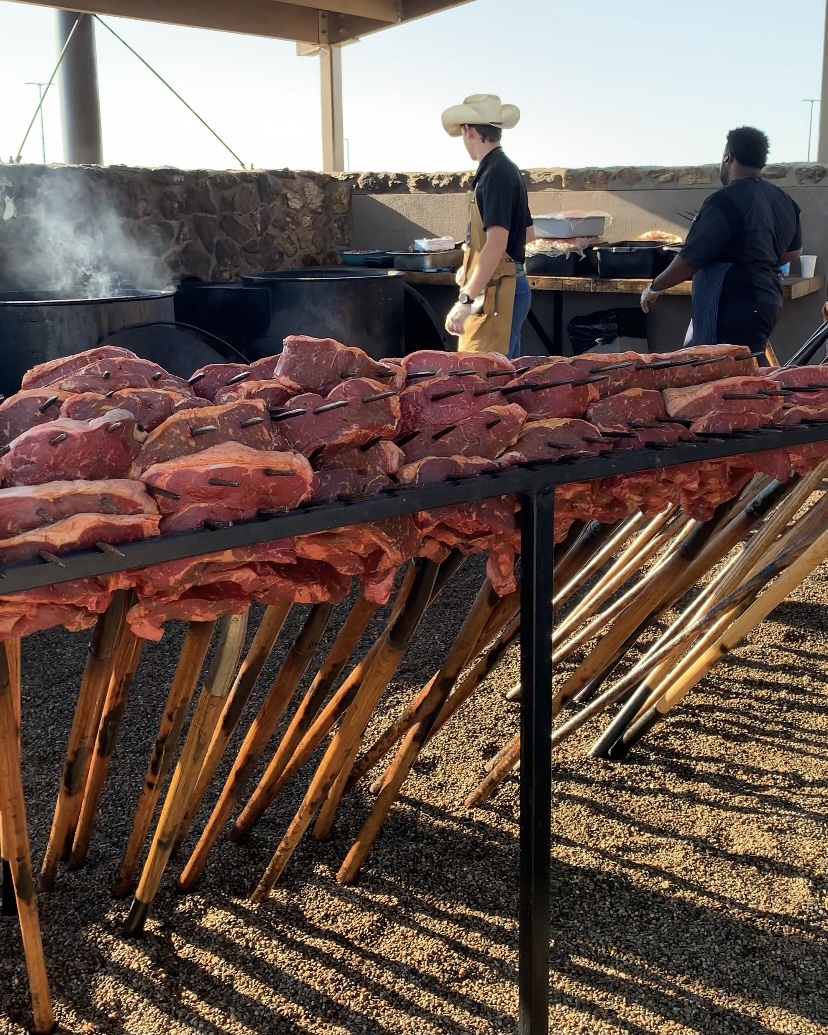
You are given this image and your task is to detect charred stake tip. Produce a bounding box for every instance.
[361,390,397,403]
[98,495,121,513]
[38,550,65,567]
[49,432,69,445]
[145,484,182,500]
[431,424,458,441]
[395,430,420,446]
[225,370,251,386]
[313,399,350,415]
[269,407,307,423]
[405,370,438,380]
[106,421,124,432]
[95,541,126,557]
[37,395,60,413]
[0,445,10,457]
[572,374,610,386]
[104,390,116,399]
[589,360,635,373]
[484,418,503,430]
[102,370,112,380]
[721,393,768,401]
[239,416,266,428]
[35,507,55,523]
[264,468,296,477]
[208,477,241,487]
[151,371,164,381]
[359,436,383,452]
[485,368,514,378]
[188,371,207,385]
[428,387,467,402]
[472,385,503,397]
[501,382,539,395]
[206,519,233,530]
[190,423,219,436]
[257,506,289,518]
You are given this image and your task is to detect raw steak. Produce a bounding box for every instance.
[495,361,600,419]
[0,479,157,539]
[270,377,400,456]
[20,346,139,390]
[769,366,828,411]
[0,578,113,640]
[123,541,298,597]
[214,376,302,409]
[0,511,161,565]
[498,418,609,464]
[400,404,526,464]
[141,443,314,532]
[1,409,144,486]
[0,389,71,445]
[61,388,190,431]
[397,374,490,437]
[130,399,272,475]
[190,363,251,401]
[663,376,783,420]
[126,583,253,641]
[45,358,190,395]
[586,389,667,428]
[402,350,514,378]
[277,335,401,395]
[564,353,643,396]
[311,440,402,503]
[635,345,757,391]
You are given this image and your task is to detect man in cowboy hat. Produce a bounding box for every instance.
[441,94,534,357]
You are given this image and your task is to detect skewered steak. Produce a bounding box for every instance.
[20,345,139,390]
[1,410,144,486]
[634,345,757,391]
[0,479,157,539]
[130,400,272,474]
[402,350,513,378]
[190,363,250,401]
[586,388,667,427]
[663,376,783,420]
[400,404,526,464]
[270,377,400,456]
[0,390,71,445]
[497,418,609,464]
[141,443,315,532]
[397,374,490,437]
[311,440,402,503]
[496,361,601,418]
[214,376,302,408]
[277,335,401,395]
[0,511,161,565]
[61,388,191,431]
[44,357,190,395]
[0,579,113,639]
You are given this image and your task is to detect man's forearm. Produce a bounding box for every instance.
[652,255,698,292]
[464,240,507,298]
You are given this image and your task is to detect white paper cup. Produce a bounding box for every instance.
[800,254,817,278]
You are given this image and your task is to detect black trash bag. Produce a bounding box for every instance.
[567,307,647,356]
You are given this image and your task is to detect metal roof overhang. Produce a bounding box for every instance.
[12,0,473,45]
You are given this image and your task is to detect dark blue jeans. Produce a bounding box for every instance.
[508,274,532,360]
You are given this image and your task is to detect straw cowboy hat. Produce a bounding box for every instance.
[441,94,521,137]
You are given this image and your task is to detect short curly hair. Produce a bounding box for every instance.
[725,127,769,168]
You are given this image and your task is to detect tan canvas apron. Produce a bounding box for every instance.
[457,191,517,354]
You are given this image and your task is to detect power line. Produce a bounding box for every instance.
[25,82,48,164]
[94,16,248,170]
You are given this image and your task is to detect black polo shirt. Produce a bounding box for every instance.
[472,147,533,263]
[680,176,802,310]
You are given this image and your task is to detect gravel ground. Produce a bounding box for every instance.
[2,552,828,1035]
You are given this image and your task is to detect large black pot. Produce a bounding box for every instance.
[0,289,175,397]
[240,268,406,361]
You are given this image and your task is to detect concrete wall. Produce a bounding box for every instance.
[350,164,828,363]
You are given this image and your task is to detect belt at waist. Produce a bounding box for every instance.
[513,261,525,275]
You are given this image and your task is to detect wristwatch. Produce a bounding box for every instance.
[458,292,474,305]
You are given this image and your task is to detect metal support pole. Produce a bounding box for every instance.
[56,11,103,165]
[818,0,828,162]
[320,45,344,172]
[518,488,554,1035]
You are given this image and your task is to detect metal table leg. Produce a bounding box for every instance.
[519,488,554,1035]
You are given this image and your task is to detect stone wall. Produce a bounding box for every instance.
[0,164,352,289]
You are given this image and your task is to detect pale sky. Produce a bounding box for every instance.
[0,0,825,173]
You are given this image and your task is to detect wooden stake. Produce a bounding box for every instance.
[177,602,334,891]
[69,626,144,869]
[228,565,421,839]
[41,591,128,892]
[125,611,248,935]
[170,599,293,858]
[250,559,440,901]
[0,640,55,1034]
[337,579,502,880]
[113,620,215,897]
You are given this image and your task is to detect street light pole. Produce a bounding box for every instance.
[25,81,48,164]
[804,98,819,162]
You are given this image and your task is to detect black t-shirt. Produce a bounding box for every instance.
[680,176,802,309]
[472,147,533,263]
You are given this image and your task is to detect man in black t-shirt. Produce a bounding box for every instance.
[441,94,534,357]
[641,127,802,350]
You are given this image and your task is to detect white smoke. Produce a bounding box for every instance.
[1,170,172,298]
